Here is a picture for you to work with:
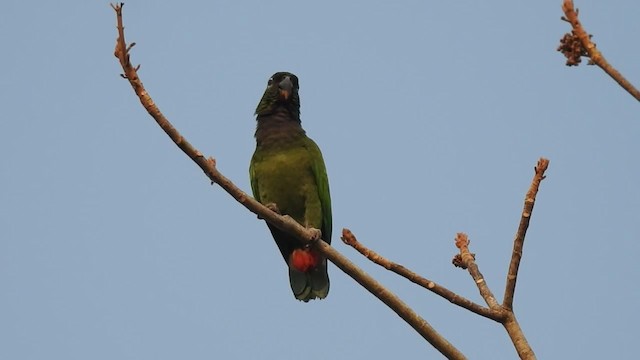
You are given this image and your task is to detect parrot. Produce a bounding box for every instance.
[249,72,332,302]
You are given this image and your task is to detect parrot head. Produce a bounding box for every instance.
[255,72,300,120]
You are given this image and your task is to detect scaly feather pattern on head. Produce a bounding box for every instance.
[255,72,301,121]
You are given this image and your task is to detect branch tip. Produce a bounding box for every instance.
[454,232,469,250]
[559,0,640,100]
[340,228,356,246]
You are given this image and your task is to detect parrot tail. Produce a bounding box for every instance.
[288,249,329,302]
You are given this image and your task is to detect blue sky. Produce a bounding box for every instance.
[1,1,639,359]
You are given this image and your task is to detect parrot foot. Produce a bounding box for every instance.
[265,203,281,214]
[305,227,322,247]
[257,203,281,219]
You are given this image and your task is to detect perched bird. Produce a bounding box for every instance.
[249,72,332,302]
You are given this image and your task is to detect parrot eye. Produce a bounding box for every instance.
[268,78,274,86]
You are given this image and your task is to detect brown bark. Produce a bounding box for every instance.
[452,159,550,359]
[559,0,640,101]
[503,158,549,310]
[342,229,505,322]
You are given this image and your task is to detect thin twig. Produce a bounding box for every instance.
[110,4,466,359]
[454,232,536,360]
[559,0,640,101]
[342,228,505,322]
[454,233,501,310]
[503,158,549,310]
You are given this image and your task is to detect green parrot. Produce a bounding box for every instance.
[249,72,332,302]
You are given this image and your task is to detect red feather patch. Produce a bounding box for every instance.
[290,249,320,272]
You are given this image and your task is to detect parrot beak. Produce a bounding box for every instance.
[278,76,293,100]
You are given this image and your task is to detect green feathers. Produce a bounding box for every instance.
[255,72,301,120]
[249,72,332,301]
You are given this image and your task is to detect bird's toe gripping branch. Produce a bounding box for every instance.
[265,203,281,214]
[305,227,323,247]
[257,202,281,219]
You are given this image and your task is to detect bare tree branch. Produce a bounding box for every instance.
[344,155,549,360]
[110,4,466,359]
[454,233,501,310]
[316,241,465,360]
[503,158,549,310]
[451,157,551,360]
[451,158,550,360]
[342,228,505,322]
[454,233,537,360]
[503,313,536,360]
[558,0,640,101]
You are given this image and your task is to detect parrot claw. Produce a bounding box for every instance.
[305,227,322,247]
[258,203,281,219]
[265,203,281,214]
